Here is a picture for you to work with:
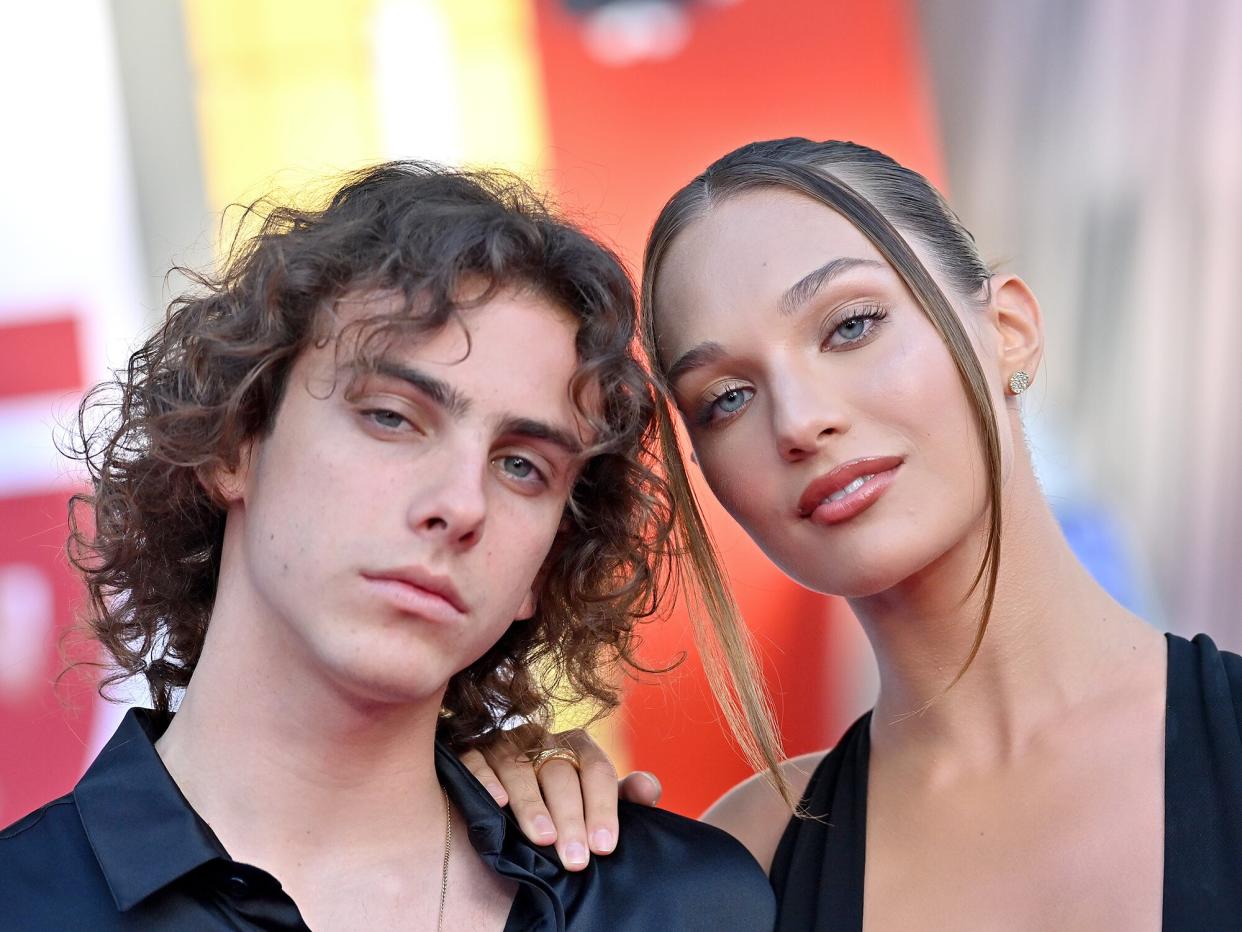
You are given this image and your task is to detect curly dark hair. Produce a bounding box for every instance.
[67,161,673,749]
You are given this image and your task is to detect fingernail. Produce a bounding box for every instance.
[485,782,506,802]
[534,815,556,840]
[564,842,588,867]
[591,828,614,853]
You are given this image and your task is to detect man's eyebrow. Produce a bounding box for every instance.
[368,362,471,417]
[498,416,584,458]
[780,257,886,316]
[664,341,727,387]
[359,364,582,456]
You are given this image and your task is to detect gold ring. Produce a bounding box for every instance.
[524,746,581,777]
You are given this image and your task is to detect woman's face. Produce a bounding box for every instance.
[654,188,1009,598]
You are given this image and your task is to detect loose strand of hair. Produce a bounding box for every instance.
[654,401,796,808]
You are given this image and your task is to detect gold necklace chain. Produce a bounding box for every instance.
[438,784,451,932]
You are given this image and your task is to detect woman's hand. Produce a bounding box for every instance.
[460,726,662,871]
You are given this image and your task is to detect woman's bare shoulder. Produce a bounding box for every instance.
[700,749,828,873]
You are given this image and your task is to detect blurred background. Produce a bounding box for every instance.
[2,0,1239,825]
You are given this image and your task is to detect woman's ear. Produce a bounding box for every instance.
[988,274,1044,390]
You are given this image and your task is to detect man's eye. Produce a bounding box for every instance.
[365,409,409,430]
[498,455,545,484]
[504,456,533,477]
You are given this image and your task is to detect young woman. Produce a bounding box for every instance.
[464,139,1242,930]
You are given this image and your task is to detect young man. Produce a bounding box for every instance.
[0,164,775,930]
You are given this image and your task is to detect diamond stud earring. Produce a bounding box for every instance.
[1008,370,1032,395]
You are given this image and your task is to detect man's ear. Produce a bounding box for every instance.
[517,532,567,623]
[197,440,255,507]
[515,589,538,623]
[988,274,1044,388]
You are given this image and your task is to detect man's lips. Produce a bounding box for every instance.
[361,567,468,616]
[797,456,904,518]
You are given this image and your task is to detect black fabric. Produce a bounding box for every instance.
[768,711,870,931]
[1,709,775,931]
[1162,634,1242,925]
[768,633,1242,931]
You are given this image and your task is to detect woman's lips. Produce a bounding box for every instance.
[797,456,903,527]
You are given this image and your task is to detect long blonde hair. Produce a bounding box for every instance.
[642,140,1003,802]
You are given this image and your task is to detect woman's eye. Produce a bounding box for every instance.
[700,385,755,425]
[837,317,869,341]
[716,388,749,414]
[825,307,887,349]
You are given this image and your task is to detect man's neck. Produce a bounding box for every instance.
[155,581,447,871]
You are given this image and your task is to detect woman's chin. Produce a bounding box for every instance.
[783,550,936,601]
[785,566,896,600]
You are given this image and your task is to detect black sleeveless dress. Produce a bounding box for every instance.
[769,633,1242,930]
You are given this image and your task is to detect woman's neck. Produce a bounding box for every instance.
[851,462,1160,764]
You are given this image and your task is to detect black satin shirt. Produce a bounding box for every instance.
[1,709,774,931]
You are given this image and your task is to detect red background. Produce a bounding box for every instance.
[532,0,942,814]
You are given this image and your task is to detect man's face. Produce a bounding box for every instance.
[223,288,586,705]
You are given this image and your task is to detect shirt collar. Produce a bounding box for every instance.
[74,708,563,924]
[433,740,510,852]
[73,708,226,912]
[434,738,565,929]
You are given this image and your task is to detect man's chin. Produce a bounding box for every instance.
[315,657,451,713]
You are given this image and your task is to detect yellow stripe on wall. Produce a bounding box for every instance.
[184,0,551,211]
[183,0,383,221]
[369,0,551,176]
[438,0,550,175]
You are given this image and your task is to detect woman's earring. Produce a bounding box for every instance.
[1008,370,1032,395]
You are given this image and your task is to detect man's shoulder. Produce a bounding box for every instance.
[615,796,760,860]
[590,800,774,929]
[1,792,81,856]
[0,791,115,922]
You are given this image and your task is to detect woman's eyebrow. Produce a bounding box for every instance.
[664,258,887,385]
[665,341,727,387]
[780,257,886,316]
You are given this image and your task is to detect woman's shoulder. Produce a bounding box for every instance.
[700,750,829,873]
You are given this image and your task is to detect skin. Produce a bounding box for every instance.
[479,189,1169,930]
[156,288,592,931]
